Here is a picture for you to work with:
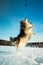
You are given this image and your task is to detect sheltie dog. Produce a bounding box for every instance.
[10,18,35,51]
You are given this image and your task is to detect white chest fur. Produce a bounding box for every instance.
[18,33,32,48]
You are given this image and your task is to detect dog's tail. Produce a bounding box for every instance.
[10,37,17,42]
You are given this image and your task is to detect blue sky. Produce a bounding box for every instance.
[0,0,43,42]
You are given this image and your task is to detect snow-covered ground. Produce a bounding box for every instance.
[0,46,43,65]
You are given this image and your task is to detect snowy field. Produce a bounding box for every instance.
[0,46,43,65]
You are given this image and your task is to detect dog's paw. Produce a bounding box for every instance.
[32,33,35,36]
[33,33,35,35]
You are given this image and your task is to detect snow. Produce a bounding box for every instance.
[0,46,43,65]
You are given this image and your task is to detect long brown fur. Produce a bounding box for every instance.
[10,18,35,51]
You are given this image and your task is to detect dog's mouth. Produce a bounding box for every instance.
[27,25,33,30]
[27,27,32,30]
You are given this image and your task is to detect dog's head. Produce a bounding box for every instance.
[20,18,33,34]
